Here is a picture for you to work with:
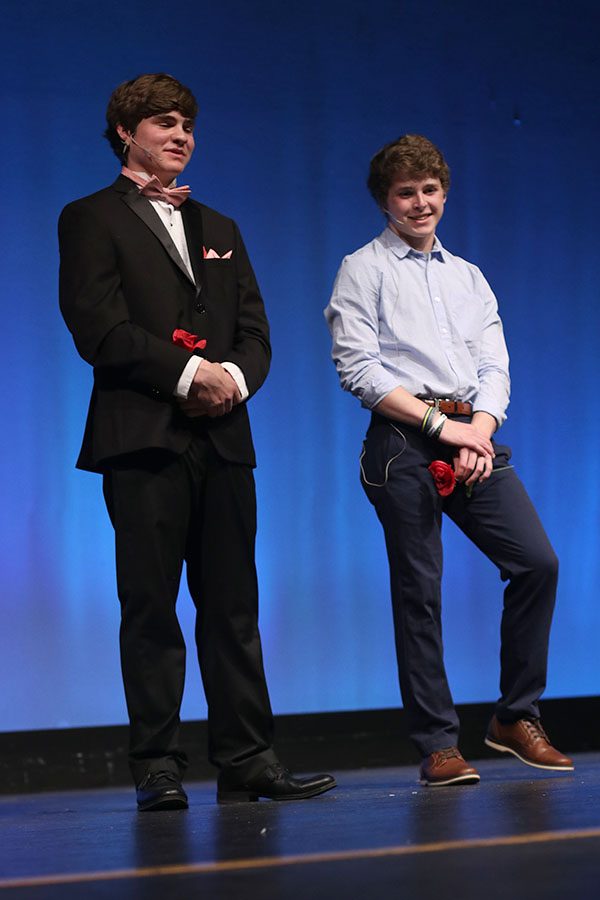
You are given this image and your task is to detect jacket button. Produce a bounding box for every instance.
[195,302,206,314]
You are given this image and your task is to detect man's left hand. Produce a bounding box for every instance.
[453,411,497,485]
[178,367,242,418]
[453,447,493,485]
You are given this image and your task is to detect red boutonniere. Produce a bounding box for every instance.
[172,329,207,351]
[428,460,456,497]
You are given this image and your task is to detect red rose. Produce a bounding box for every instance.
[172,329,207,351]
[428,460,456,497]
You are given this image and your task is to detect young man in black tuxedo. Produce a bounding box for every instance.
[59,73,335,811]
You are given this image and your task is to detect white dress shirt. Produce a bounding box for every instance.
[132,174,249,402]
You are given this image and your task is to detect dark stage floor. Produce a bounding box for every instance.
[1,755,600,899]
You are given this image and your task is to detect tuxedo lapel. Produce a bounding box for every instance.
[115,177,196,287]
[180,201,205,290]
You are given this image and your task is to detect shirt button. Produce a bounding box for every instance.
[434,296,441,302]
[195,303,206,314]
[441,328,448,333]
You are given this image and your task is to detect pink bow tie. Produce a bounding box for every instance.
[121,167,191,208]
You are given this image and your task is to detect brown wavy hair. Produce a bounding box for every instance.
[104,73,198,161]
[367,134,450,208]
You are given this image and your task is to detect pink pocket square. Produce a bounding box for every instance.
[203,246,233,259]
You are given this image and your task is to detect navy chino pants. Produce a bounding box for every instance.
[361,413,558,757]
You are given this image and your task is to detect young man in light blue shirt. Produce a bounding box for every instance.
[325,134,572,786]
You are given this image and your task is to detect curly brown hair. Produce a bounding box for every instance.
[367,134,450,208]
[104,73,198,161]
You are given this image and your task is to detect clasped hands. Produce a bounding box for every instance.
[178,361,241,418]
[452,445,493,487]
[438,413,496,487]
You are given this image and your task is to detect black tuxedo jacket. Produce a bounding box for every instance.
[59,175,270,472]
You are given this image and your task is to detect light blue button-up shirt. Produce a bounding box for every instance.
[324,227,510,425]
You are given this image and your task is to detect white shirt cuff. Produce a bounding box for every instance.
[221,362,249,401]
[174,356,203,400]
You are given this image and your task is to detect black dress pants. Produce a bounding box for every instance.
[361,414,559,757]
[102,434,276,785]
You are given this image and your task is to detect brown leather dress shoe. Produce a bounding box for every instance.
[419,748,480,786]
[485,715,574,771]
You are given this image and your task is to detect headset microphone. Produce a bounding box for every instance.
[384,209,402,226]
[130,135,155,160]
[384,209,433,226]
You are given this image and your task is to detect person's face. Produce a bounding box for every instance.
[117,110,195,184]
[384,174,446,252]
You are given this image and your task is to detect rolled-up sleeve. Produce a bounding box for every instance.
[324,256,401,408]
[471,268,511,426]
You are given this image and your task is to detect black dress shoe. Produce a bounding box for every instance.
[136,771,189,811]
[217,762,336,804]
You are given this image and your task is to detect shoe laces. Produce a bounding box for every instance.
[139,770,180,789]
[433,747,462,763]
[267,762,291,781]
[522,718,550,744]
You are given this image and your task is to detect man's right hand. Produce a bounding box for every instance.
[438,419,495,458]
[374,387,495,459]
[183,361,241,418]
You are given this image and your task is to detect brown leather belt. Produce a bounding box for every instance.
[423,399,473,416]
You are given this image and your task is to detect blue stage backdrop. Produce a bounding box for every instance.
[1,0,598,731]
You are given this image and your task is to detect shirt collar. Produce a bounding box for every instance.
[381,226,446,261]
[125,168,178,188]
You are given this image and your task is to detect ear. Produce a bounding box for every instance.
[116,123,130,143]
[442,194,447,204]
